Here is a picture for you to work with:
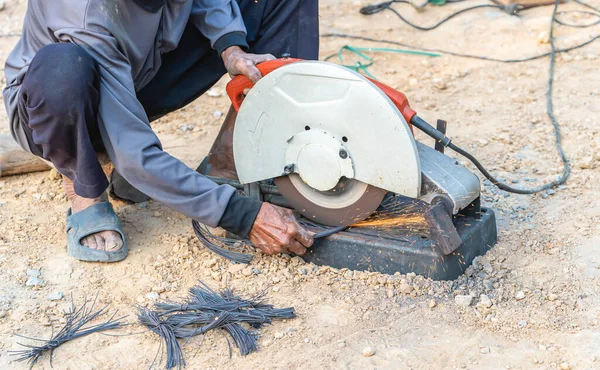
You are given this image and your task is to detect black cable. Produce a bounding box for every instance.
[360,0,515,31]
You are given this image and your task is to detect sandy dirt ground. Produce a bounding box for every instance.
[1,0,600,369]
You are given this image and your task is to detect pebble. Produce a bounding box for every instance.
[337,340,346,348]
[213,110,223,118]
[207,88,222,97]
[559,363,570,370]
[26,269,41,277]
[26,277,44,287]
[399,283,414,294]
[518,320,527,328]
[274,331,284,339]
[47,292,64,301]
[40,316,51,326]
[432,78,447,90]
[428,299,437,308]
[409,78,419,87]
[299,268,308,276]
[537,31,550,44]
[362,346,376,357]
[478,294,492,308]
[480,347,490,354]
[241,267,254,277]
[547,189,556,195]
[146,292,159,301]
[455,295,473,307]
[547,293,558,301]
[153,211,161,217]
[0,310,7,319]
[515,291,525,300]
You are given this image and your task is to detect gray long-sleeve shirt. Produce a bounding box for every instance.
[3,0,257,232]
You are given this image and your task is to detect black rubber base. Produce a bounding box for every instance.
[302,207,497,281]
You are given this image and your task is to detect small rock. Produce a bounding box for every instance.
[207,88,222,97]
[559,362,570,370]
[515,291,525,301]
[153,211,161,217]
[337,340,346,348]
[362,346,376,357]
[343,270,353,280]
[40,316,52,326]
[547,189,556,195]
[47,168,61,180]
[0,1,6,11]
[242,267,254,277]
[26,277,44,287]
[303,338,309,343]
[480,347,490,354]
[172,245,180,253]
[409,78,419,87]
[547,293,558,301]
[213,110,223,118]
[274,331,284,339]
[146,292,159,301]
[428,299,437,308]
[0,310,7,319]
[538,344,547,351]
[399,283,414,294]
[432,78,447,90]
[455,295,473,307]
[518,320,527,328]
[26,269,41,278]
[47,292,64,301]
[478,294,492,308]
[537,31,550,44]
[386,289,395,298]
[299,268,308,275]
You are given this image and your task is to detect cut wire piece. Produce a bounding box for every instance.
[139,281,295,368]
[10,294,125,369]
[193,217,349,263]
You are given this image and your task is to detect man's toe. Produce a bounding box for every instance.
[105,231,123,252]
[95,234,106,251]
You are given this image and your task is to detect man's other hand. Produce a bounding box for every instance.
[249,203,315,256]
[221,46,276,84]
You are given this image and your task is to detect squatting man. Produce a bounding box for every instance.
[3,0,319,262]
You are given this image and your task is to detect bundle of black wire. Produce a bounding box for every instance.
[138,281,295,369]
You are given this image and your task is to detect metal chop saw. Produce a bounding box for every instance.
[205,57,497,280]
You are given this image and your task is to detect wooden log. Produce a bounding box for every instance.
[0,133,51,177]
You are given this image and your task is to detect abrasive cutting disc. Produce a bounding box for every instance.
[275,175,387,226]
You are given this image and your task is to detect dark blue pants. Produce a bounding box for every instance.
[17,0,319,198]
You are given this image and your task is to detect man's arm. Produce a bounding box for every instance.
[190,0,248,56]
[57,28,257,234]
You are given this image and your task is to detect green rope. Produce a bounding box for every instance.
[324,45,441,79]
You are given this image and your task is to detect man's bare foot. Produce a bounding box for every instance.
[63,176,123,252]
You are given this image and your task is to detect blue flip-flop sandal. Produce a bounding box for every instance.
[65,202,128,262]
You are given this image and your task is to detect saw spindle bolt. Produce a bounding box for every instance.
[283,164,295,175]
[339,149,348,159]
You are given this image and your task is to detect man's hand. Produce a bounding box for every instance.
[249,203,315,256]
[221,46,276,84]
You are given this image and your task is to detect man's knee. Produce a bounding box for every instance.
[22,43,98,116]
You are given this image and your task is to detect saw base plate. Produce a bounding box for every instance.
[302,197,497,281]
